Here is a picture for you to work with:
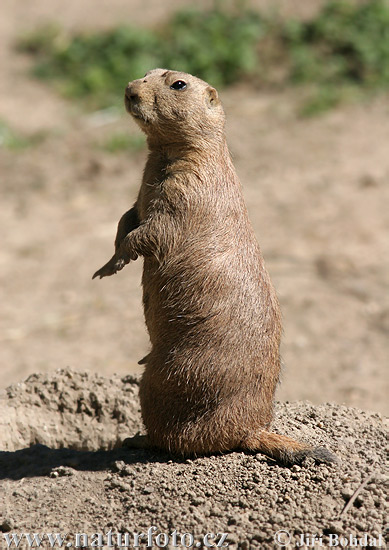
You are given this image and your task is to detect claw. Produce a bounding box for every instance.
[92,255,128,280]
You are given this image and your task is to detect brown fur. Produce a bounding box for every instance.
[93,69,337,465]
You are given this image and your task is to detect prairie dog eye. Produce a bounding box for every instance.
[170,80,187,91]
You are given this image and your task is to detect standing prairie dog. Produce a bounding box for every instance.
[93,69,336,465]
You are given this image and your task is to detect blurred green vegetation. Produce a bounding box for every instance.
[17,4,263,109]
[284,0,389,114]
[17,0,389,115]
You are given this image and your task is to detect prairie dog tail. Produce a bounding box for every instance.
[242,431,338,465]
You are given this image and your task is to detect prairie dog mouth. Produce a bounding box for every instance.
[124,93,135,113]
[125,94,145,119]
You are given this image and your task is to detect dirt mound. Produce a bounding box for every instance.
[0,369,142,453]
[0,370,386,549]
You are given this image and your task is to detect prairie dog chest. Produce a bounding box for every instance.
[137,155,171,221]
[137,182,162,221]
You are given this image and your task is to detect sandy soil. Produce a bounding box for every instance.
[0,370,387,549]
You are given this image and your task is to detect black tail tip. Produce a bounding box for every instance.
[291,446,339,465]
[311,446,339,464]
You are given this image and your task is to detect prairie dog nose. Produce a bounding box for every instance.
[125,83,140,101]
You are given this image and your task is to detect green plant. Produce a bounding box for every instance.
[17,5,264,109]
[159,7,263,88]
[284,0,389,113]
[16,0,389,115]
[18,25,161,108]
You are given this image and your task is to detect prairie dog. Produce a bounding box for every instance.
[93,69,336,465]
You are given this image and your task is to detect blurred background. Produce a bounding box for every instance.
[1,0,388,414]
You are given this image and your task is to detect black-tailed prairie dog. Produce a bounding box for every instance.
[93,69,336,465]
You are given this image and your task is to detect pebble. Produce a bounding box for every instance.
[0,519,15,532]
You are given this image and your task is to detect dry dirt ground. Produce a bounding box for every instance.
[0,0,388,547]
[0,370,387,549]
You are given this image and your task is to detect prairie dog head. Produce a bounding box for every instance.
[124,69,225,147]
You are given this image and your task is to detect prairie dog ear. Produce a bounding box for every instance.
[206,86,220,107]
